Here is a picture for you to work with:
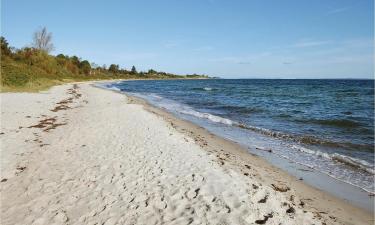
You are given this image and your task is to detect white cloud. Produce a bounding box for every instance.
[192,46,214,52]
[327,7,349,15]
[207,52,272,64]
[163,39,188,49]
[309,54,374,64]
[292,40,331,48]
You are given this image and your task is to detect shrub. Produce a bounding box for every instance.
[1,62,31,86]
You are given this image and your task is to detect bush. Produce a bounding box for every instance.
[80,60,91,74]
[1,36,12,56]
[1,62,31,86]
[3,72,30,86]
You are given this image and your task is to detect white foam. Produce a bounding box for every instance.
[269,148,375,193]
[107,86,121,92]
[290,145,374,174]
[148,93,163,100]
[203,87,213,91]
[291,145,331,159]
[95,83,121,92]
[138,92,234,126]
[331,153,375,174]
[179,109,234,125]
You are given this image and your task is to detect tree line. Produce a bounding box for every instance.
[1,27,209,88]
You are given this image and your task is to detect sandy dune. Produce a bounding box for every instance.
[0,83,372,225]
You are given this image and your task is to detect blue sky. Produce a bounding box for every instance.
[2,0,374,78]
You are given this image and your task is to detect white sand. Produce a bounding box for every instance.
[0,83,371,224]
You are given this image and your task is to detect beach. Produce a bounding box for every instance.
[0,82,373,225]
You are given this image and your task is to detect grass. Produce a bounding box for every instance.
[1,47,209,93]
[1,78,76,92]
[1,57,79,92]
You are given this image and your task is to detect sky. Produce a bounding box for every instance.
[1,0,374,78]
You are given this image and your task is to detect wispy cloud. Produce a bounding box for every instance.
[303,53,373,65]
[238,61,251,65]
[208,56,240,63]
[328,55,373,64]
[163,41,180,48]
[163,39,188,49]
[341,38,374,48]
[208,52,271,64]
[279,38,373,55]
[192,46,214,52]
[327,7,349,15]
[291,38,373,57]
[292,40,331,48]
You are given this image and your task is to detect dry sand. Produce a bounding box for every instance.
[0,82,373,225]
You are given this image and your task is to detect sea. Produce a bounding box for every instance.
[101,79,374,197]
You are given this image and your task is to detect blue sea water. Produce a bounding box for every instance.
[103,79,374,193]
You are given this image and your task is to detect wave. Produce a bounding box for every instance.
[134,92,234,125]
[174,107,357,150]
[237,123,319,143]
[179,109,234,125]
[142,94,372,152]
[108,86,122,92]
[191,87,218,91]
[147,93,163,100]
[101,85,374,153]
[95,83,121,92]
[290,145,375,174]
[332,154,374,174]
[298,118,363,128]
[173,107,374,174]
[235,123,374,151]
[268,147,375,193]
[212,105,264,114]
[171,108,348,149]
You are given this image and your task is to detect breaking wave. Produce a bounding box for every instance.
[179,109,234,125]
[290,145,374,174]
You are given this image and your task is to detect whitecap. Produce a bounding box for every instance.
[290,145,374,174]
[179,109,234,125]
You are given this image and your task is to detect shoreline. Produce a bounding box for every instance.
[106,85,374,208]
[1,81,373,224]
[94,82,374,218]
[1,77,211,93]
[97,80,374,211]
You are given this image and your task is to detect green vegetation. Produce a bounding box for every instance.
[1,28,209,92]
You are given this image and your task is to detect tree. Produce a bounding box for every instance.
[70,56,80,66]
[148,69,157,74]
[131,65,137,74]
[32,27,54,53]
[109,64,119,73]
[79,60,91,74]
[16,47,38,65]
[1,36,12,56]
[90,62,99,69]
[56,54,67,65]
[56,54,66,59]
